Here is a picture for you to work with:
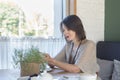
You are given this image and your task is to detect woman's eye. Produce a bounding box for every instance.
[66,28,70,30]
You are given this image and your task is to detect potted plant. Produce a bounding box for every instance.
[12,46,46,76]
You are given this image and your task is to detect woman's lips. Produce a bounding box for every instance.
[66,36,71,40]
[65,36,69,39]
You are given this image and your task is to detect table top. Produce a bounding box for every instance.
[0,68,98,80]
[49,68,81,78]
[0,69,20,80]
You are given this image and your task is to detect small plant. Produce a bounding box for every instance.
[12,46,46,76]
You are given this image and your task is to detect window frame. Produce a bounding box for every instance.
[54,0,76,38]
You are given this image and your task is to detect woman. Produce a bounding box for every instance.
[45,15,99,74]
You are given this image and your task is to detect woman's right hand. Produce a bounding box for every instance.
[44,53,51,59]
[44,54,55,68]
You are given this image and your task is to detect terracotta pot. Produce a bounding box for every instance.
[20,62,40,76]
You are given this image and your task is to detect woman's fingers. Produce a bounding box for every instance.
[44,54,55,66]
[44,53,50,58]
[44,54,51,62]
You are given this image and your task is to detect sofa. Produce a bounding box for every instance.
[96,41,120,80]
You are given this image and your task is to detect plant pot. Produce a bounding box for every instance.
[20,62,40,76]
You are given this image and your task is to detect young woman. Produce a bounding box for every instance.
[45,15,99,74]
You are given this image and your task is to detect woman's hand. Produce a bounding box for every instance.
[44,54,51,59]
[44,54,55,68]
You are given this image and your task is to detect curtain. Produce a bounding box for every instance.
[0,37,65,69]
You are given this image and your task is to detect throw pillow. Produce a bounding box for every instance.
[97,58,114,80]
[112,59,120,80]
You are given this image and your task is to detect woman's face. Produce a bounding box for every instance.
[62,24,76,42]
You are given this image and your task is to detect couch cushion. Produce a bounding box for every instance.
[112,59,120,80]
[97,58,114,80]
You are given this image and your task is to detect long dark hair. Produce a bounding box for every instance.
[60,15,86,41]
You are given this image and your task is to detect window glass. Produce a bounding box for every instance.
[0,0,57,38]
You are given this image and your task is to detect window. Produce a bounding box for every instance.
[0,0,59,38]
[0,0,76,38]
[0,0,76,69]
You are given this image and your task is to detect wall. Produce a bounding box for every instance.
[76,0,105,43]
[105,0,120,41]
